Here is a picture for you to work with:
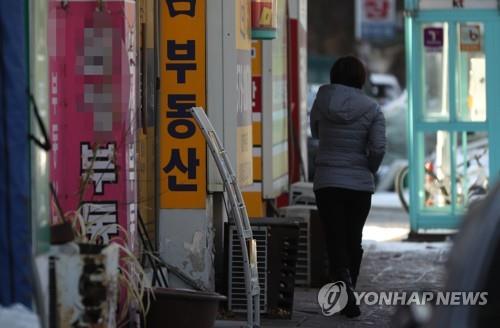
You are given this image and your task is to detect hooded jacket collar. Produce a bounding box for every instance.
[315,84,378,124]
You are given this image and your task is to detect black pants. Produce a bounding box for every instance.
[315,187,372,282]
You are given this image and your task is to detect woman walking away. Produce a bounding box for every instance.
[310,56,386,317]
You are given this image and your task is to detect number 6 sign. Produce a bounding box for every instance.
[460,25,481,52]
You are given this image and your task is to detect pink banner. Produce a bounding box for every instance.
[49,0,136,245]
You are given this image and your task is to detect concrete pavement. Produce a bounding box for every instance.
[216,240,450,327]
[216,193,451,327]
[263,241,449,327]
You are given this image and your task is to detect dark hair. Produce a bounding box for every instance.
[330,56,366,89]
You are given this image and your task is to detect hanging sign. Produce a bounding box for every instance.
[251,0,277,39]
[242,40,265,217]
[159,0,207,209]
[460,24,481,52]
[263,0,288,198]
[423,27,444,51]
[49,0,137,245]
[236,0,254,186]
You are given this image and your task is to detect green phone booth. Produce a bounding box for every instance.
[405,0,500,232]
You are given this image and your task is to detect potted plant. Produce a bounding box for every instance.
[49,206,151,327]
[49,150,151,327]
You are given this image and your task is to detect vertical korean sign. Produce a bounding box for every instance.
[236,0,253,187]
[242,40,265,218]
[268,0,288,196]
[160,0,206,208]
[49,0,137,244]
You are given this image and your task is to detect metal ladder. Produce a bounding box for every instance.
[189,107,261,327]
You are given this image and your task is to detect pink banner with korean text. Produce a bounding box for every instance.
[48,0,137,248]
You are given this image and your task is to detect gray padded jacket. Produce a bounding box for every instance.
[310,84,386,193]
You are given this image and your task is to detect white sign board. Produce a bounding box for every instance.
[356,0,396,40]
[420,0,497,9]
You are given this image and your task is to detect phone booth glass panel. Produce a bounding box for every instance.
[405,1,499,232]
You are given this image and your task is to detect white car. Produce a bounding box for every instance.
[369,73,402,105]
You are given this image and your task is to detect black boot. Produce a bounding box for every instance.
[334,268,361,318]
[350,249,364,288]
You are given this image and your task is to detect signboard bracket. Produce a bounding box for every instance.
[189,107,261,328]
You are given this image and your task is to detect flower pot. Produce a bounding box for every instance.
[145,288,226,328]
[50,221,75,244]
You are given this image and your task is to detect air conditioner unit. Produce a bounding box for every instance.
[278,205,329,287]
[227,218,299,317]
[228,225,268,313]
[289,182,316,205]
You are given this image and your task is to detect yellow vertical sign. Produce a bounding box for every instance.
[159,0,206,209]
[242,40,265,218]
